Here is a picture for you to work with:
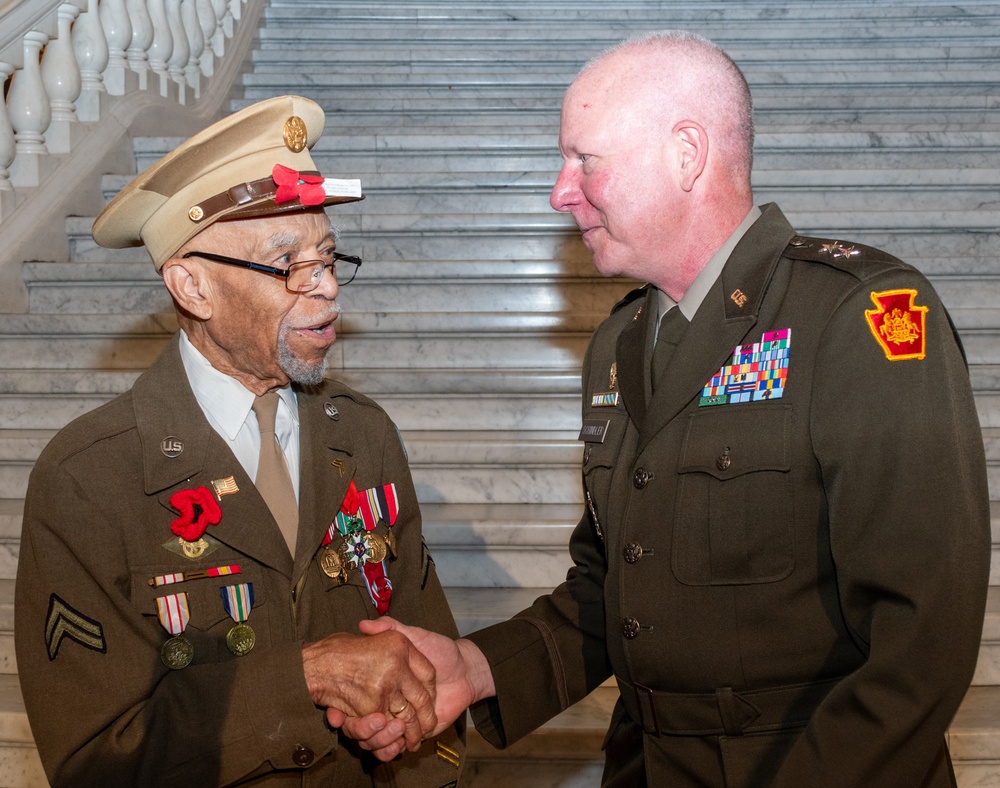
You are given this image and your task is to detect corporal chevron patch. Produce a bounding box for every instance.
[45,594,106,660]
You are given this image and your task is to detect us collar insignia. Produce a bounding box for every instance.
[699,328,791,406]
[865,289,927,361]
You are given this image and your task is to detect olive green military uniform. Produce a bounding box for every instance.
[467,203,990,787]
[16,337,464,787]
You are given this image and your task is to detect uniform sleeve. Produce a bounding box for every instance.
[774,269,991,785]
[465,338,613,747]
[15,450,333,787]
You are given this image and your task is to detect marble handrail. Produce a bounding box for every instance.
[0,0,243,202]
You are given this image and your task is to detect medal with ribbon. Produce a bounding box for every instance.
[318,480,400,614]
[220,583,256,657]
[156,592,193,669]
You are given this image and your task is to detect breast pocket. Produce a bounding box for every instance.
[671,405,794,585]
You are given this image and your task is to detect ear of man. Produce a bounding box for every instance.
[162,257,215,321]
[672,120,709,192]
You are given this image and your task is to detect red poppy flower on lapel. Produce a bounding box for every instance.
[340,479,362,516]
[169,487,223,542]
[272,164,325,206]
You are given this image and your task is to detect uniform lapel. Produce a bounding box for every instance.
[293,390,357,587]
[134,337,293,578]
[637,204,796,452]
[615,292,655,428]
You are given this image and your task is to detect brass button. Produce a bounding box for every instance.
[622,617,640,639]
[623,542,643,564]
[633,468,649,489]
[716,453,731,471]
[292,745,314,767]
[789,236,807,247]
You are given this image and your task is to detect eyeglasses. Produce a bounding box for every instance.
[182,250,362,291]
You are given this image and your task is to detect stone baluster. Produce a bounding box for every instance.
[125,0,154,90]
[181,0,203,98]
[8,31,51,187]
[196,0,218,76]
[101,0,135,95]
[0,61,16,216]
[220,0,233,39]
[164,0,188,102]
[41,3,83,154]
[146,0,174,98]
[73,1,109,122]
[229,0,241,22]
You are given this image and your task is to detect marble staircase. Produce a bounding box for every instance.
[1,1,999,785]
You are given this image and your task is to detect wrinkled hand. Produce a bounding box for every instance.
[336,617,496,761]
[301,629,436,752]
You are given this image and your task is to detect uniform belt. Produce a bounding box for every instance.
[616,675,843,737]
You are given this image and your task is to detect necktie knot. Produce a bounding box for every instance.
[252,393,279,436]
[651,307,689,392]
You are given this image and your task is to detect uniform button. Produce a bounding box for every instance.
[623,542,643,564]
[292,745,314,767]
[633,468,649,489]
[622,617,640,639]
[716,453,731,471]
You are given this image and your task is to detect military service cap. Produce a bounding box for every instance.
[92,95,363,270]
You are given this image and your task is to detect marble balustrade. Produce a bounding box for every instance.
[0,0,244,207]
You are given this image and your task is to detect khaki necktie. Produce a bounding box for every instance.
[252,393,298,556]
[651,307,689,392]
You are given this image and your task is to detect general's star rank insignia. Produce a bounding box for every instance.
[864,288,928,361]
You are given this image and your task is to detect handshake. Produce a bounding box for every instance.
[301,617,496,760]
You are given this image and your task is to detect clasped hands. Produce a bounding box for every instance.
[302,618,495,761]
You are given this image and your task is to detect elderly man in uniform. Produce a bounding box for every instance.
[15,96,463,787]
[341,31,991,787]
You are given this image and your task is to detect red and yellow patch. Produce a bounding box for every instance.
[864,289,928,361]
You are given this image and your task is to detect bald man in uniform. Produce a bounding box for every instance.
[341,31,991,788]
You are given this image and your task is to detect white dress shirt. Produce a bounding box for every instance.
[178,330,301,501]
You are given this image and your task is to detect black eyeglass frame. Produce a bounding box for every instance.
[181,250,363,290]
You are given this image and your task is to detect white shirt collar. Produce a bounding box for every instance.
[177,330,298,440]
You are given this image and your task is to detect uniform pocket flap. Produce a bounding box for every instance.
[678,405,791,480]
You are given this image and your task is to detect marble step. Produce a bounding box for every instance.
[291,104,1000,131]
[65,215,1000,275]
[131,127,1000,153]
[243,69,999,94]
[256,14,1000,40]
[22,258,1000,319]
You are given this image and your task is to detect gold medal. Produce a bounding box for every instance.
[364,533,387,563]
[320,547,348,583]
[161,635,194,670]
[383,530,397,560]
[226,623,255,656]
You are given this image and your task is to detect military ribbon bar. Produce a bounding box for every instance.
[699,328,792,407]
[220,583,255,624]
[148,564,241,587]
[156,593,190,636]
[358,484,399,531]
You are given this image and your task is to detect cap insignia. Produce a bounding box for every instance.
[282,115,308,152]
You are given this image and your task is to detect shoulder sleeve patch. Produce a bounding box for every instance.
[45,594,107,660]
[864,289,928,361]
